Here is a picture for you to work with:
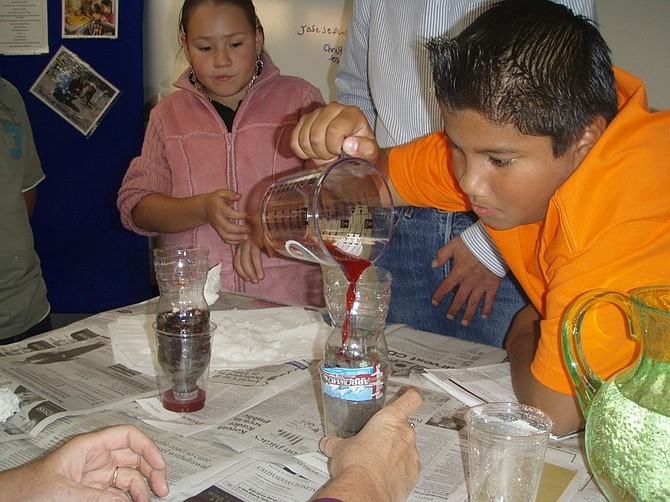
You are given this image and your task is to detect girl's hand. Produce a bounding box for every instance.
[204,190,251,244]
[232,212,274,283]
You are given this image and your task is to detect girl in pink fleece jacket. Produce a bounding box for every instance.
[117,0,325,306]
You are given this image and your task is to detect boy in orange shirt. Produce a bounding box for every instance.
[282,0,670,435]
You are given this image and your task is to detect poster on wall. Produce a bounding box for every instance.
[62,0,118,39]
[29,46,120,137]
[0,0,49,55]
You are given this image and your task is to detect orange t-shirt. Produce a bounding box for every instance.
[389,68,670,394]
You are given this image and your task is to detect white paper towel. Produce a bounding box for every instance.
[109,307,331,375]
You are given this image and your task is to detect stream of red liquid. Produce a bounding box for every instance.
[325,244,371,351]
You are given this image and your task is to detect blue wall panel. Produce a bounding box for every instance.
[1,1,152,312]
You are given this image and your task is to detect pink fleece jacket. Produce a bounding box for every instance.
[117,53,325,306]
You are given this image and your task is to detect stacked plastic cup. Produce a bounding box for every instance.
[152,245,214,412]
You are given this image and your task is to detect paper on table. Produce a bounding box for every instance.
[109,307,331,375]
[424,362,517,406]
[425,363,582,441]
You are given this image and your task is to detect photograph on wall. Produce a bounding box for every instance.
[62,0,118,39]
[30,46,120,137]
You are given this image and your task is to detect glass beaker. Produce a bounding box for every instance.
[260,156,394,268]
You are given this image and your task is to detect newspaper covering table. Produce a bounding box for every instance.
[0,293,606,501]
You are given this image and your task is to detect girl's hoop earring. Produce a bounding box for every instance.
[188,66,205,95]
[248,55,264,89]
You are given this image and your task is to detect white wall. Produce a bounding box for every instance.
[144,0,670,109]
[596,0,670,110]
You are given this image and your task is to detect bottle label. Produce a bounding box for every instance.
[320,365,385,401]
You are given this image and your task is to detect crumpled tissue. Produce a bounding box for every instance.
[109,306,331,375]
[0,387,20,422]
[204,264,221,305]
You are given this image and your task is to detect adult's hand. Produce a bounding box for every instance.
[311,387,422,502]
[0,424,169,502]
[291,102,378,164]
[431,236,502,325]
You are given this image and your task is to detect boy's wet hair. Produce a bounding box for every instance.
[428,0,618,156]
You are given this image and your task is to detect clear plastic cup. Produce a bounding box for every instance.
[465,402,554,502]
[154,322,216,413]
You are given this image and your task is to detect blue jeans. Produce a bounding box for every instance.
[375,208,528,347]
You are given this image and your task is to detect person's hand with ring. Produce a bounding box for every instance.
[310,387,422,502]
[0,424,169,501]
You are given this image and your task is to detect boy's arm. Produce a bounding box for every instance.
[505,304,584,436]
[290,103,412,207]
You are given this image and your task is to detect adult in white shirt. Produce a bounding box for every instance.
[336,0,596,346]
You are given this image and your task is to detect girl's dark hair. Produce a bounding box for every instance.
[428,0,618,156]
[179,0,261,37]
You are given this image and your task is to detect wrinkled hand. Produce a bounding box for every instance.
[204,189,251,244]
[313,387,422,502]
[291,102,378,163]
[0,424,169,502]
[431,235,503,325]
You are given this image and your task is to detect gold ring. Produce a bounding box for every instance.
[110,466,120,488]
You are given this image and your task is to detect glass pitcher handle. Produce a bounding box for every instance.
[561,289,635,414]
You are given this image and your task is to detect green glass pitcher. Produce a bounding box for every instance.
[562,285,670,501]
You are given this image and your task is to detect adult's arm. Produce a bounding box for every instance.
[0,424,169,502]
[310,387,422,502]
[335,0,376,128]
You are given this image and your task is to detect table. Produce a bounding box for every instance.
[0,293,606,501]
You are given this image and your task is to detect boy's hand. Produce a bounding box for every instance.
[204,190,251,244]
[431,236,502,324]
[291,102,379,163]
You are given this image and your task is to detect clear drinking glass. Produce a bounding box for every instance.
[464,402,553,502]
